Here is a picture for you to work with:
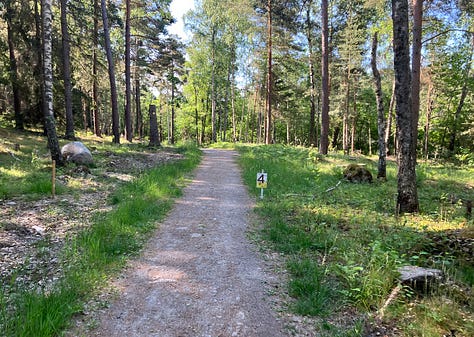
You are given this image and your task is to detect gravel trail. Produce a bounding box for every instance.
[90,149,286,337]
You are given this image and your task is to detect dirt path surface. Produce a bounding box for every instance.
[89,149,286,337]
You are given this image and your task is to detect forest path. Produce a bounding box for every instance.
[89,149,286,337]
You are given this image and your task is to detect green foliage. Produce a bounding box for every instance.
[238,144,473,335]
[287,258,333,316]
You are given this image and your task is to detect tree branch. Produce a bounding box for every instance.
[422,29,473,45]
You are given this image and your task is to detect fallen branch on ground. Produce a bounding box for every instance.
[377,284,402,319]
[325,180,342,192]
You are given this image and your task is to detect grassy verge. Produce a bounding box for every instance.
[237,144,473,336]
[0,137,201,337]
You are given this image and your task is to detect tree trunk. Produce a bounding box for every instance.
[148,104,160,146]
[211,27,217,143]
[231,74,237,142]
[124,0,132,142]
[101,0,120,144]
[332,126,340,149]
[34,0,44,126]
[306,0,317,147]
[350,115,356,153]
[423,80,434,160]
[41,0,63,166]
[448,78,469,153]
[385,79,396,156]
[343,71,350,155]
[411,0,423,159]
[252,87,259,143]
[5,6,23,130]
[392,0,419,213]
[222,60,232,142]
[60,0,75,140]
[92,0,101,137]
[265,0,273,144]
[170,64,175,145]
[194,85,199,145]
[448,35,472,153]
[371,32,387,179]
[135,77,142,139]
[320,0,330,154]
[82,88,88,131]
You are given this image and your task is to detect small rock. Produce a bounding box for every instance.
[31,226,46,235]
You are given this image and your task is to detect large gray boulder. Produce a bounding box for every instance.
[61,141,93,165]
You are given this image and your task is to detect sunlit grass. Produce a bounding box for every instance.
[0,136,201,337]
[0,166,27,178]
[237,144,473,336]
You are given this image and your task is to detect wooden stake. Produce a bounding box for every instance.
[52,160,56,198]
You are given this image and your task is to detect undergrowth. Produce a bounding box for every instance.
[0,134,201,337]
[237,144,473,337]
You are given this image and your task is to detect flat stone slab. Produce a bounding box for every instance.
[398,265,443,283]
[398,265,443,294]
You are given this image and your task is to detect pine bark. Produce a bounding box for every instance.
[320,0,330,154]
[265,0,273,144]
[149,104,160,146]
[170,64,175,145]
[92,0,101,137]
[371,32,387,179]
[423,80,434,160]
[411,0,423,158]
[211,27,217,142]
[101,0,120,144]
[385,80,396,156]
[60,0,75,140]
[135,77,142,139]
[124,0,133,142]
[306,0,317,147]
[5,5,23,130]
[392,0,419,213]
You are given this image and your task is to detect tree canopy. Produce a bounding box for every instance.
[0,0,472,162]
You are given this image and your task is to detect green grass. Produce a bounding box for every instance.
[237,144,473,336]
[0,136,201,337]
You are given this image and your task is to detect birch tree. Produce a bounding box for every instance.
[41,0,63,165]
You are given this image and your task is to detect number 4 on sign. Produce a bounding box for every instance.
[256,171,267,199]
[256,172,267,188]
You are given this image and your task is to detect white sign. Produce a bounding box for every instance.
[256,172,267,189]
